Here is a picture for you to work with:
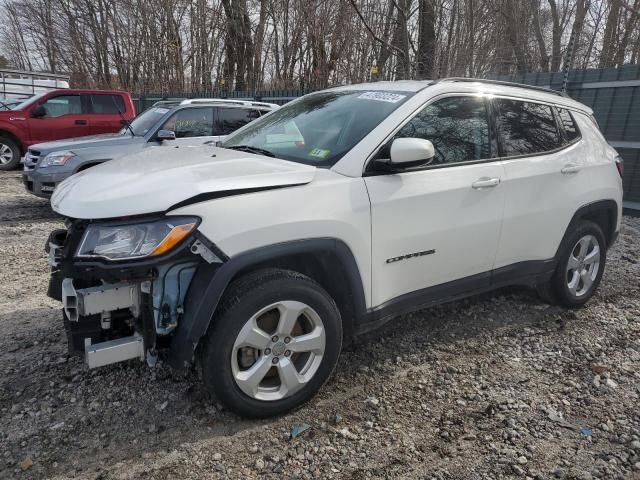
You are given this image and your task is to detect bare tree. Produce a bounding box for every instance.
[1,0,637,92]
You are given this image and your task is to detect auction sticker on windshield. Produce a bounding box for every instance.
[357,92,406,103]
[309,148,330,159]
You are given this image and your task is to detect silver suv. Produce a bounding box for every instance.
[23,99,278,197]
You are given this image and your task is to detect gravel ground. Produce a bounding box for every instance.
[1,170,639,480]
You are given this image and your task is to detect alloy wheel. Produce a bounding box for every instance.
[0,143,13,165]
[231,300,326,401]
[566,234,600,297]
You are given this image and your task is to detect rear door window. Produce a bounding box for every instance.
[162,107,213,138]
[214,108,260,135]
[90,94,126,114]
[495,99,561,156]
[557,108,581,144]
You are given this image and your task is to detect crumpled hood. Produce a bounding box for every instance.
[30,133,139,155]
[51,145,317,219]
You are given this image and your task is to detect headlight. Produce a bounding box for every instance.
[76,217,199,261]
[40,151,76,167]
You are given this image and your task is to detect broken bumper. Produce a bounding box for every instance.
[47,223,225,369]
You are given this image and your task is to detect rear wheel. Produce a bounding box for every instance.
[537,220,606,308]
[0,136,20,170]
[199,269,342,418]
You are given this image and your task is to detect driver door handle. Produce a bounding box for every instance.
[472,177,501,189]
[561,163,581,174]
[74,119,87,125]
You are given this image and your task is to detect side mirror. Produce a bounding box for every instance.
[155,129,176,141]
[373,138,435,172]
[31,105,46,118]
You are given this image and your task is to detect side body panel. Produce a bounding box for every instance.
[171,169,374,307]
[27,113,92,143]
[364,162,506,306]
[0,117,28,151]
[574,113,623,233]
[495,140,593,267]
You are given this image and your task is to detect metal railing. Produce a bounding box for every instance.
[0,69,70,99]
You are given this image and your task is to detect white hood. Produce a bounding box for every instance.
[51,145,317,219]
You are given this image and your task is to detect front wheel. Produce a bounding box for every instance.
[0,136,21,171]
[538,220,606,308]
[199,269,342,418]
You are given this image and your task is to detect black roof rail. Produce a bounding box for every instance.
[436,77,568,97]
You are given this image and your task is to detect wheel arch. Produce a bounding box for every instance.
[167,238,367,370]
[0,128,25,155]
[557,199,619,258]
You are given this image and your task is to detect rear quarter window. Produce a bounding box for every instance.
[557,108,581,144]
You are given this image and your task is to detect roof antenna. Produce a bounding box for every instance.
[560,31,576,95]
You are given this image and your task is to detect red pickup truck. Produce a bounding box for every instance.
[0,89,135,170]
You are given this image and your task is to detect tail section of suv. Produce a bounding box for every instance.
[46,79,622,418]
[23,99,277,197]
[0,89,135,170]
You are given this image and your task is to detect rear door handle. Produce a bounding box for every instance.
[75,119,87,125]
[561,164,581,174]
[472,177,500,189]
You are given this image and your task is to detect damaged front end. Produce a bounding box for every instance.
[47,216,226,369]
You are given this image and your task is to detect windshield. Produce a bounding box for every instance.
[9,92,48,111]
[222,90,413,167]
[122,106,172,136]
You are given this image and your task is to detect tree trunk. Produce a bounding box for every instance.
[416,0,436,79]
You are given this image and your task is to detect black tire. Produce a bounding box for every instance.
[538,220,606,308]
[0,135,21,171]
[199,268,342,418]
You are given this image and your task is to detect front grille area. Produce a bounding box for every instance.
[23,150,40,170]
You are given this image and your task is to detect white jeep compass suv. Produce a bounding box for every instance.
[47,78,623,418]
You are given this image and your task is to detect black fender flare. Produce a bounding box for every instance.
[167,238,367,370]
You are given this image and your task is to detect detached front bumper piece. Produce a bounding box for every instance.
[85,334,144,369]
[62,278,146,368]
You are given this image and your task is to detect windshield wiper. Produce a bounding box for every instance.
[225,145,276,157]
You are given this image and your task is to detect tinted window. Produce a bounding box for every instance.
[214,108,259,135]
[495,99,561,156]
[41,95,82,117]
[90,94,125,114]
[395,96,491,165]
[557,108,580,143]
[162,107,213,138]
